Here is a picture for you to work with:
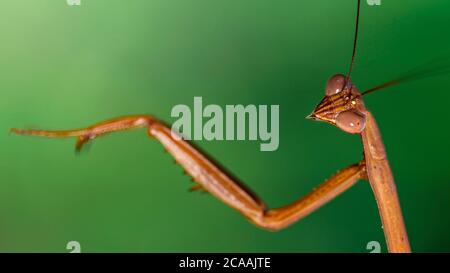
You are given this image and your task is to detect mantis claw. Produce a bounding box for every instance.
[75,136,91,153]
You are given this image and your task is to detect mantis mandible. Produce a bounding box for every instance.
[11,1,413,252]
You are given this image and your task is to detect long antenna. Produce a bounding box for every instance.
[361,79,402,96]
[345,0,361,85]
[362,60,450,96]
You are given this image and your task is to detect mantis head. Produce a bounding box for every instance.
[307,74,367,134]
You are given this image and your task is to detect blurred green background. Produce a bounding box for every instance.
[1,0,449,252]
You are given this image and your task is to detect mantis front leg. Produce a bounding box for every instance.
[11,115,366,231]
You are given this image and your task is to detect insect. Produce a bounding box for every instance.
[12,0,427,252]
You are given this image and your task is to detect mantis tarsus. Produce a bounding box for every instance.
[12,1,416,252]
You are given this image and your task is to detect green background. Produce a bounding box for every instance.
[1,0,449,252]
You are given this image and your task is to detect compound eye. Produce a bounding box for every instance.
[336,110,366,134]
[326,74,350,96]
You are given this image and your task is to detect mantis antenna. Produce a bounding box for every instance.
[345,0,361,84]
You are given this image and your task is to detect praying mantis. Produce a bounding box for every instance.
[11,0,419,252]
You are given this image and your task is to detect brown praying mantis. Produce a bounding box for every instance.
[11,0,421,252]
